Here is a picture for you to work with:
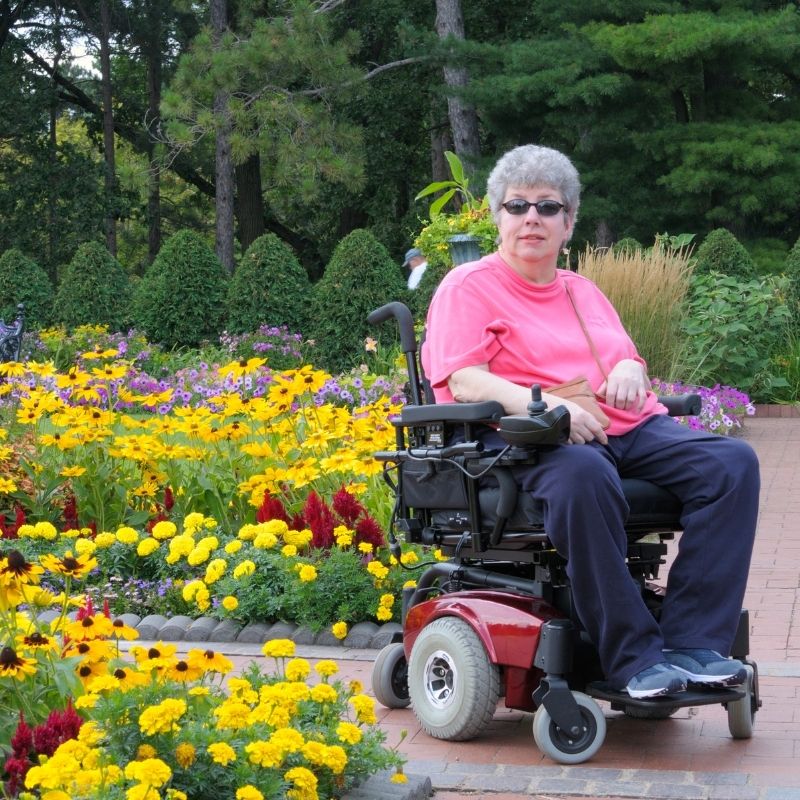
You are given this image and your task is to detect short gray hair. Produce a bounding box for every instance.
[486,144,581,229]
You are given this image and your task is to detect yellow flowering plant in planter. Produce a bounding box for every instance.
[21,639,405,800]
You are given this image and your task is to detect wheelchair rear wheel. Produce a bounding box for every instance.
[532,691,606,764]
[408,616,500,741]
[372,642,410,709]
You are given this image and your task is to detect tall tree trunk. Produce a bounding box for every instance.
[235,153,265,252]
[210,0,234,272]
[47,0,62,281]
[434,0,480,166]
[99,0,117,255]
[145,13,162,265]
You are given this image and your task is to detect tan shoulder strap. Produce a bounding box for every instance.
[563,281,608,381]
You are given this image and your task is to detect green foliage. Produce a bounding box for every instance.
[225,233,311,335]
[411,207,498,317]
[0,248,54,328]
[133,230,228,348]
[611,237,642,256]
[692,229,757,281]
[415,151,487,218]
[53,242,132,332]
[679,272,792,399]
[309,229,408,374]
[785,237,800,336]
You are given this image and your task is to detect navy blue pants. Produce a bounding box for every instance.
[483,414,760,687]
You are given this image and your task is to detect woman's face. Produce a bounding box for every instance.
[497,184,572,281]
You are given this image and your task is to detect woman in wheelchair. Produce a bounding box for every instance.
[421,144,760,700]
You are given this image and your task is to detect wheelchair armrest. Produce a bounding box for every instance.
[658,393,701,417]
[400,401,506,425]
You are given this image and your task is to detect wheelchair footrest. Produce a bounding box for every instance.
[586,681,745,712]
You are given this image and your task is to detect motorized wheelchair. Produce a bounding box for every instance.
[367,301,760,764]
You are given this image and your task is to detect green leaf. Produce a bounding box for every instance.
[444,151,465,185]
[414,180,456,201]
[429,188,457,218]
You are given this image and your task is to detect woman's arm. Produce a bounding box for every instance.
[449,364,608,445]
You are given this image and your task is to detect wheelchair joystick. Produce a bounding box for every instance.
[527,384,548,416]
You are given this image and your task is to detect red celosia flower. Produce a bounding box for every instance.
[13,505,26,534]
[10,713,33,755]
[62,494,79,531]
[256,493,289,524]
[76,595,95,621]
[355,514,386,550]
[33,703,83,757]
[332,486,364,525]
[164,486,175,511]
[289,512,306,531]
[302,491,335,549]
[3,754,31,795]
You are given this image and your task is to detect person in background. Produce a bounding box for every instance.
[421,143,760,699]
[403,247,428,290]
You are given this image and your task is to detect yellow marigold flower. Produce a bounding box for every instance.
[350,693,377,724]
[167,791,188,800]
[151,520,177,540]
[235,787,264,800]
[204,558,227,584]
[224,539,242,554]
[298,564,317,583]
[182,512,206,534]
[336,721,362,745]
[75,693,98,709]
[310,683,338,704]
[310,660,339,684]
[376,606,393,622]
[331,621,348,640]
[379,593,395,608]
[136,537,160,557]
[400,549,419,565]
[77,720,104,746]
[34,521,58,540]
[285,657,311,681]
[222,595,238,611]
[208,741,237,766]
[391,770,409,784]
[244,740,282,768]
[357,542,373,554]
[233,559,256,579]
[213,699,252,731]
[281,544,297,557]
[136,744,157,760]
[366,560,389,581]
[187,546,211,566]
[253,530,277,549]
[124,758,172,787]
[285,766,319,795]
[115,526,139,545]
[182,580,205,602]
[262,638,295,659]
[175,742,196,768]
[94,532,116,549]
[322,744,347,774]
[403,579,418,589]
[74,538,97,557]
[139,698,186,735]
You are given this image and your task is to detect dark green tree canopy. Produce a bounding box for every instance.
[0,248,54,328]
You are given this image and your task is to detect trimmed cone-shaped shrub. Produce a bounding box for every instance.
[226,233,311,335]
[132,230,228,349]
[309,229,408,374]
[611,237,643,256]
[786,237,800,334]
[693,228,756,281]
[0,248,54,328]
[54,242,132,331]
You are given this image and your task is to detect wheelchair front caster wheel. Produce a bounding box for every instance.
[372,643,410,709]
[532,691,606,764]
[727,664,756,739]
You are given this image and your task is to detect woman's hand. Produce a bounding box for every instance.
[598,359,649,412]
[551,398,608,446]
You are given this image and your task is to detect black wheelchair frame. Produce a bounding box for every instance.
[367,301,760,764]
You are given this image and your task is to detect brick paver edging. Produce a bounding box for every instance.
[37,609,400,649]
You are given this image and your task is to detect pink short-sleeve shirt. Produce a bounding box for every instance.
[421,252,666,436]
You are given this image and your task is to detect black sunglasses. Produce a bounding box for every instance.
[501,198,566,217]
